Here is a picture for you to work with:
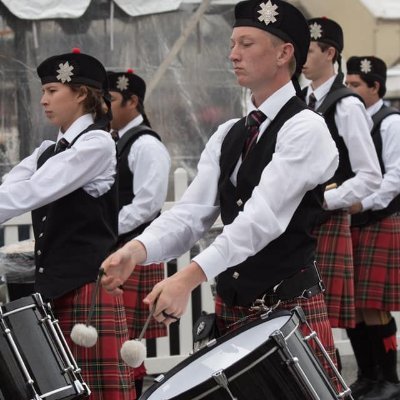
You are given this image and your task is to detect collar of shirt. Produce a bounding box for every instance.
[247,81,296,133]
[56,114,94,144]
[306,74,337,107]
[367,98,384,117]
[118,114,144,139]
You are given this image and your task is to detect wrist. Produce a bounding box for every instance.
[124,239,147,265]
[178,262,207,290]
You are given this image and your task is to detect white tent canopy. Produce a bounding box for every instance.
[3,0,400,20]
[360,0,400,19]
[0,0,236,19]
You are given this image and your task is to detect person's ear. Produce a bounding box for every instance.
[277,42,294,67]
[128,94,139,109]
[372,81,380,95]
[326,46,336,63]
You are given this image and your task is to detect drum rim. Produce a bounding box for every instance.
[141,309,297,399]
[1,293,39,313]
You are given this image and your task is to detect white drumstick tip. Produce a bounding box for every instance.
[70,323,98,348]
[120,339,147,367]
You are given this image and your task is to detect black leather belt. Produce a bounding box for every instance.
[259,262,325,306]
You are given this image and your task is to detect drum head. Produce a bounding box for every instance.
[142,311,291,399]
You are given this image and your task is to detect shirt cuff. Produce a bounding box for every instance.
[135,231,163,264]
[192,246,227,281]
[361,196,374,211]
[324,189,342,210]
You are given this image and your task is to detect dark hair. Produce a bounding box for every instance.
[358,74,386,98]
[120,91,152,127]
[317,42,340,65]
[69,84,109,123]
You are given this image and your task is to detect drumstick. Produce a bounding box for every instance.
[86,268,105,327]
[70,268,105,348]
[120,303,157,368]
[325,183,337,191]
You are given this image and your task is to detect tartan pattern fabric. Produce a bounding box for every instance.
[313,210,356,328]
[53,283,136,400]
[215,293,338,389]
[351,214,400,310]
[122,263,167,340]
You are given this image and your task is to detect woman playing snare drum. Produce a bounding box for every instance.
[0,49,135,399]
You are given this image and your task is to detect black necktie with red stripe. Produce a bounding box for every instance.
[242,110,267,159]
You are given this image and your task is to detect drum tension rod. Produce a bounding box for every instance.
[0,306,42,400]
[292,306,353,399]
[212,370,238,400]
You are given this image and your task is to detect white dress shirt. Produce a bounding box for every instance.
[0,114,116,224]
[117,115,171,235]
[306,75,381,210]
[361,99,400,211]
[137,82,339,280]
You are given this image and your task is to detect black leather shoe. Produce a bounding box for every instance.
[349,376,378,399]
[362,380,400,400]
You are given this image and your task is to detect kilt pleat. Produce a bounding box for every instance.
[123,263,167,382]
[351,215,400,310]
[53,283,136,400]
[122,263,167,340]
[313,211,355,328]
[215,293,338,388]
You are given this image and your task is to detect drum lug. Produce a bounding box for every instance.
[212,370,238,400]
[154,374,165,383]
[81,382,91,397]
[270,329,287,349]
[291,306,307,324]
[73,379,86,394]
[32,292,45,308]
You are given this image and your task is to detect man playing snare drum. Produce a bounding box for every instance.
[102,0,339,382]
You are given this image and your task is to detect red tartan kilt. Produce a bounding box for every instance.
[215,293,338,389]
[313,210,355,328]
[351,215,400,310]
[122,263,167,381]
[53,284,136,400]
[122,263,167,340]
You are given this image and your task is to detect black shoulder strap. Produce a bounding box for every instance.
[318,87,363,115]
[39,120,107,165]
[372,106,400,133]
[69,120,109,147]
[299,87,307,102]
[117,125,161,155]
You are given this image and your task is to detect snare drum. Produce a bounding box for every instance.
[0,293,90,400]
[141,308,351,400]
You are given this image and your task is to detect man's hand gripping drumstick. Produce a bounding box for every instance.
[143,261,206,326]
[101,240,207,326]
[101,240,147,296]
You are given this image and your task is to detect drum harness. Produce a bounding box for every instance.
[227,261,325,331]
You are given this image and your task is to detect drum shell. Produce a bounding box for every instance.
[0,295,86,400]
[140,310,337,400]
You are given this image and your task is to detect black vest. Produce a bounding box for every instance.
[117,124,162,243]
[32,126,118,300]
[318,75,363,185]
[352,105,400,227]
[302,75,364,224]
[216,97,324,307]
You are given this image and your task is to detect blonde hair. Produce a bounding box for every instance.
[269,34,297,76]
